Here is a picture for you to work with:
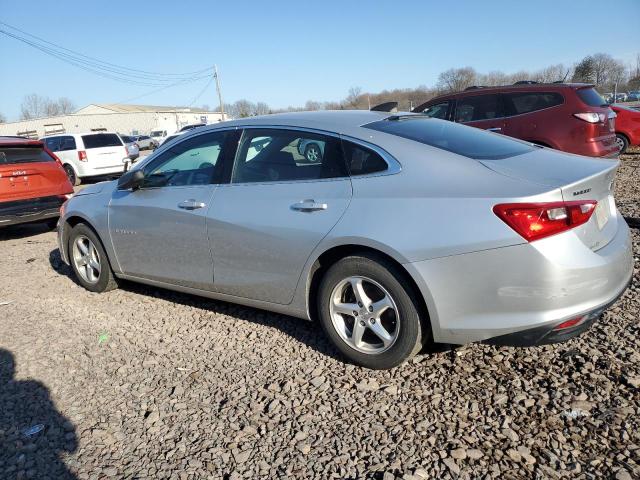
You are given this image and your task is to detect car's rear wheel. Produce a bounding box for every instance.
[615,133,629,154]
[69,223,117,293]
[318,254,426,369]
[304,143,322,163]
[64,164,80,186]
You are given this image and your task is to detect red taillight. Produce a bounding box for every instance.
[78,150,88,161]
[493,201,597,242]
[573,112,605,123]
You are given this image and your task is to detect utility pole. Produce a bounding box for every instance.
[214,64,225,121]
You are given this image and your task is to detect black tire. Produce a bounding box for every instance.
[64,164,80,186]
[317,254,428,369]
[304,143,322,163]
[616,133,629,154]
[68,223,118,293]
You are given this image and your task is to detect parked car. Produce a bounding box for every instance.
[132,135,157,150]
[610,104,640,153]
[626,91,640,102]
[1,136,73,228]
[413,83,619,158]
[158,131,186,147]
[149,130,168,145]
[119,135,140,162]
[42,132,129,186]
[57,111,632,369]
[613,93,628,103]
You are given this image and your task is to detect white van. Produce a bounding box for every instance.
[149,129,168,145]
[42,132,129,185]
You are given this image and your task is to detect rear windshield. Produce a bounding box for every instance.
[0,147,54,165]
[576,88,608,107]
[150,131,164,137]
[364,117,535,160]
[81,134,122,149]
[120,135,133,143]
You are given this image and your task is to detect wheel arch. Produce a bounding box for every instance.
[305,243,434,338]
[61,214,116,272]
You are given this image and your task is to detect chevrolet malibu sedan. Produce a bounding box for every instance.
[57,111,633,369]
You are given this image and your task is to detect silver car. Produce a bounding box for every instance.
[57,111,633,369]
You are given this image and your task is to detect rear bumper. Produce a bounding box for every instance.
[405,216,634,345]
[0,195,65,227]
[76,163,126,178]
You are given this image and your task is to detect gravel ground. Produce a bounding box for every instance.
[0,148,639,480]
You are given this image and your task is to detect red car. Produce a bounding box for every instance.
[610,104,640,153]
[413,83,619,158]
[0,136,74,228]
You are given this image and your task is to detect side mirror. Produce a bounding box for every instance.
[117,169,145,190]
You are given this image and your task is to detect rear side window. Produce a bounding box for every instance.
[43,137,61,152]
[364,117,535,160]
[0,147,54,165]
[342,141,388,175]
[81,133,122,149]
[505,92,564,115]
[421,102,450,120]
[576,88,607,107]
[455,94,501,122]
[59,136,76,151]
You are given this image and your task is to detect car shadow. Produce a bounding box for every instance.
[0,222,56,241]
[0,348,78,480]
[48,248,346,363]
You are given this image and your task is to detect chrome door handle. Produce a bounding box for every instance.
[487,127,502,132]
[178,199,206,210]
[291,199,328,212]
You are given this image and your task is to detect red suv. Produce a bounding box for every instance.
[1,136,74,228]
[610,104,640,153]
[413,83,619,157]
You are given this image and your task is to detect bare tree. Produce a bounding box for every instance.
[57,97,76,114]
[254,102,270,116]
[345,87,363,107]
[20,94,49,120]
[0,112,6,123]
[437,67,477,93]
[304,100,322,111]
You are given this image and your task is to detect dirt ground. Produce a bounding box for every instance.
[0,148,639,480]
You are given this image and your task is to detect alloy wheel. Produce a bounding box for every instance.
[72,235,102,284]
[305,145,321,162]
[329,276,400,354]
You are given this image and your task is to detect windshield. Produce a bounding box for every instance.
[364,116,535,160]
[81,133,122,149]
[577,88,608,107]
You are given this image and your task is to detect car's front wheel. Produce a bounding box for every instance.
[69,223,118,293]
[318,254,426,369]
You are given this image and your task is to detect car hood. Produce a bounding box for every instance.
[73,181,114,197]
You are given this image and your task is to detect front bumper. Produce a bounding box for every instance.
[0,196,65,227]
[405,216,634,345]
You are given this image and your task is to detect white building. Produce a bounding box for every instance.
[0,104,226,139]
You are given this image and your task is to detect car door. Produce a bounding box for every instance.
[207,127,352,305]
[109,129,236,290]
[454,93,506,134]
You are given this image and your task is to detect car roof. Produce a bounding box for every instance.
[0,136,43,146]
[206,110,395,137]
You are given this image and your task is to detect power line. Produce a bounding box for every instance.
[188,76,215,107]
[0,21,213,80]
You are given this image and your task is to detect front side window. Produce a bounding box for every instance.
[232,129,347,183]
[455,94,501,122]
[143,131,228,188]
[421,102,450,120]
[505,92,564,115]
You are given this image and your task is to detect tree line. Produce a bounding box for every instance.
[220,52,640,116]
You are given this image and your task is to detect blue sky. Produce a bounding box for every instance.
[1,0,639,121]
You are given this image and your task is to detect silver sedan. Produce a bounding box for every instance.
[57,111,633,369]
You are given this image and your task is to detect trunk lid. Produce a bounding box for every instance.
[0,145,71,202]
[480,147,619,250]
[81,133,128,171]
